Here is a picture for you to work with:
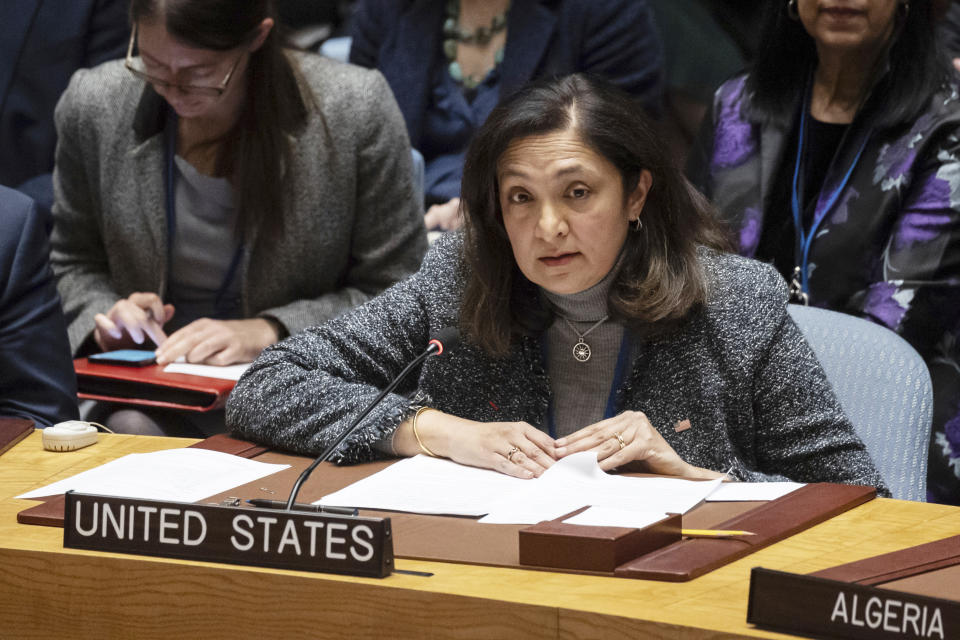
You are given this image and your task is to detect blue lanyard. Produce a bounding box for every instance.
[790,102,869,296]
[163,107,244,317]
[545,333,633,439]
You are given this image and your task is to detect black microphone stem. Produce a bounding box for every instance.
[284,345,439,510]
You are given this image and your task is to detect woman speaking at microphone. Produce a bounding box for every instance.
[229,74,886,491]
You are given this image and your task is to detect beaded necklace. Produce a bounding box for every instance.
[442,0,509,90]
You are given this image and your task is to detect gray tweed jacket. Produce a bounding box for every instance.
[227,233,888,492]
[51,53,427,353]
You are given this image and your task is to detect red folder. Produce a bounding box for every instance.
[74,358,236,412]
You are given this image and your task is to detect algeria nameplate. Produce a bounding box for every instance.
[748,567,957,639]
[63,491,394,578]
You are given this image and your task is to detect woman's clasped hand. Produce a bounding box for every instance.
[411,410,722,480]
[414,412,557,479]
[555,412,721,479]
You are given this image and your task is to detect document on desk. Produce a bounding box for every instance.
[15,448,289,503]
[479,453,722,524]
[316,452,722,524]
[318,455,522,516]
[162,361,252,381]
[562,507,668,529]
[706,482,804,502]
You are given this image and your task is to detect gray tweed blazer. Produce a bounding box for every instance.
[51,53,427,353]
[227,233,888,492]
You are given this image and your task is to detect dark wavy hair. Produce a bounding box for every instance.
[747,1,949,129]
[130,0,310,242]
[460,74,732,356]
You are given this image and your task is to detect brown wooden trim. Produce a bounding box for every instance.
[614,483,876,581]
[0,417,33,457]
[812,535,960,586]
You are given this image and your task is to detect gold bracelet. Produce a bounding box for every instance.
[411,406,439,457]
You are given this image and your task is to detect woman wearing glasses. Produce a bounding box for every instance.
[50,0,427,435]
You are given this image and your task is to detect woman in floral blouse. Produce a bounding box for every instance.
[689,0,960,503]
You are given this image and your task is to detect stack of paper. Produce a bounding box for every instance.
[318,452,722,526]
[162,362,252,381]
[705,482,803,502]
[15,448,289,503]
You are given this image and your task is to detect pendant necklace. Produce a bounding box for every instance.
[443,0,509,90]
[564,315,609,363]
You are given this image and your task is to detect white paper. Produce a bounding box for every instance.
[318,455,524,516]
[479,452,722,524]
[706,481,804,502]
[163,361,251,381]
[15,448,289,503]
[316,451,721,525]
[562,507,668,529]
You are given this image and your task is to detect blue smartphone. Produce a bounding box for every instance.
[88,349,157,367]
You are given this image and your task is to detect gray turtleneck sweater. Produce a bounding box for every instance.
[542,263,628,438]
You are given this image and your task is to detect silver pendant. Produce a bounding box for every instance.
[573,339,592,362]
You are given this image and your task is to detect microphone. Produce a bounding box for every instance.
[283,327,460,510]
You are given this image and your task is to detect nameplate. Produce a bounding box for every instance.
[63,492,393,578]
[748,568,958,639]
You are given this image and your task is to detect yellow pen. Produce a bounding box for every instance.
[681,529,755,538]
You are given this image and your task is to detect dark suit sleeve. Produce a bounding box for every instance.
[578,0,665,116]
[938,4,960,59]
[11,0,128,211]
[348,0,387,68]
[0,189,79,426]
[83,0,130,67]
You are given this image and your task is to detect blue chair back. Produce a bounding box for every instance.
[788,304,933,501]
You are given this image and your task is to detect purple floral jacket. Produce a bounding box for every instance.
[691,74,960,504]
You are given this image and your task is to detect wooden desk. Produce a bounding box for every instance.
[2,432,959,639]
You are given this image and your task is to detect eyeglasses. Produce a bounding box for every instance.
[124,24,242,98]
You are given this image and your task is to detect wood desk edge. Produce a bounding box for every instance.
[3,433,957,640]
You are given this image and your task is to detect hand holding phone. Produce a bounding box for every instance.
[93,292,174,351]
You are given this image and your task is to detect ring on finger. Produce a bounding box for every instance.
[506,446,520,463]
[613,432,625,450]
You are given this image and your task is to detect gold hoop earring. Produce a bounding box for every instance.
[787,0,800,20]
